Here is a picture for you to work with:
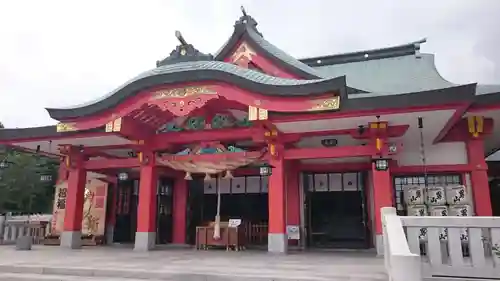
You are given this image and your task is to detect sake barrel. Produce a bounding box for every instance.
[403,185,425,205]
[426,186,446,206]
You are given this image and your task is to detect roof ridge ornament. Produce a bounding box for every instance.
[175,30,188,46]
[156,31,214,67]
[234,6,262,36]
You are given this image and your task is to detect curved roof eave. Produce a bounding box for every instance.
[213,20,324,79]
[45,61,347,121]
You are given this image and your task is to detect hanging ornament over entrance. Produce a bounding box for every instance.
[184,172,193,180]
[204,173,212,182]
[223,170,234,179]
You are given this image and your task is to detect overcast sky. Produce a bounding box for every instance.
[0,0,499,128]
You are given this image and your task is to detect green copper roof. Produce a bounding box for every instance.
[312,53,457,94]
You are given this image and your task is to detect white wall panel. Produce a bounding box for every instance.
[396,142,467,166]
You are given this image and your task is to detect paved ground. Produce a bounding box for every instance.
[0,245,387,280]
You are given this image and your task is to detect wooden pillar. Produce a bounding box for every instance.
[467,139,492,216]
[60,165,86,249]
[371,160,393,255]
[286,161,300,246]
[172,175,187,244]
[134,154,158,251]
[268,156,287,253]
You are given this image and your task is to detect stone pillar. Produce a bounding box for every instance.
[286,161,300,246]
[467,138,492,216]
[268,156,287,254]
[61,167,86,249]
[134,162,158,251]
[371,161,393,256]
[172,175,187,244]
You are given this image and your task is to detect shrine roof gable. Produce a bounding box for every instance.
[213,10,324,79]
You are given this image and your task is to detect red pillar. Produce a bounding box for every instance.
[61,167,86,249]
[268,156,287,253]
[172,175,187,244]
[371,161,393,255]
[467,139,492,216]
[286,161,300,246]
[134,162,158,251]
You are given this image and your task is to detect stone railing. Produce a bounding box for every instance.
[381,207,422,281]
[382,207,500,280]
[0,215,51,245]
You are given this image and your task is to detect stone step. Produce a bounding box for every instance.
[0,265,388,281]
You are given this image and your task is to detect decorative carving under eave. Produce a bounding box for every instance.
[307,96,340,111]
[149,86,219,117]
[231,42,256,67]
[56,122,77,132]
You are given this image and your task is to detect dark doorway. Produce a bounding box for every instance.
[304,172,369,249]
[113,177,174,244]
[186,178,204,245]
[113,179,138,243]
[156,178,174,244]
[489,179,500,216]
[185,175,269,246]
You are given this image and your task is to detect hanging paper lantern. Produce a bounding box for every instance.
[184,172,193,180]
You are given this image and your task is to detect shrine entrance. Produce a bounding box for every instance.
[303,172,370,249]
[112,178,174,245]
[185,174,269,246]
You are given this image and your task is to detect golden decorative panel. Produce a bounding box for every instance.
[231,42,256,64]
[308,96,340,111]
[105,117,122,132]
[248,106,268,121]
[468,115,484,138]
[151,86,216,99]
[56,122,77,132]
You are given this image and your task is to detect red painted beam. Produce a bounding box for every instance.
[391,164,473,174]
[299,162,371,172]
[158,151,264,162]
[114,116,155,140]
[84,158,140,170]
[350,125,409,139]
[284,144,377,160]
[270,104,463,124]
[433,104,471,144]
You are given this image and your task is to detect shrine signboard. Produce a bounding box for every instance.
[50,176,108,237]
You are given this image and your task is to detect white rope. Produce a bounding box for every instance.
[213,177,221,240]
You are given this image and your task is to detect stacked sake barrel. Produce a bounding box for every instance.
[404,184,471,242]
[404,185,428,241]
[446,185,472,242]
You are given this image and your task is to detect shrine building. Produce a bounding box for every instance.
[1,9,500,254]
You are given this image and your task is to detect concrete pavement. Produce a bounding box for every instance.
[0,246,387,280]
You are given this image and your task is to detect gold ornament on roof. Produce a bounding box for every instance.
[152,86,216,99]
[56,122,77,132]
[308,96,340,111]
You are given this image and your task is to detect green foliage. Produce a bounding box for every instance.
[0,148,58,214]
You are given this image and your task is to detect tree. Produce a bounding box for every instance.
[0,122,57,214]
